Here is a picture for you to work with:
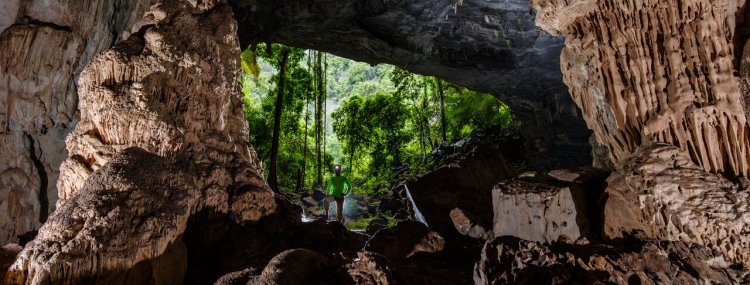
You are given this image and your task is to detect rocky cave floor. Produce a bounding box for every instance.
[4,134,750,285]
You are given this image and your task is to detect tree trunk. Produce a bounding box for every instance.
[296,50,313,193]
[437,78,447,142]
[315,51,324,187]
[267,48,290,193]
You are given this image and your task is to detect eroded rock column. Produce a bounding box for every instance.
[5,0,283,284]
[533,0,750,176]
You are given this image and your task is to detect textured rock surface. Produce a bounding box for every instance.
[3,1,292,284]
[492,178,595,243]
[364,220,445,261]
[474,236,750,285]
[0,244,22,282]
[533,0,750,176]
[0,0,157,246]
[603,143,750,268]
[449,207,492,240]
[56,0,260,201]
[405,143,515,238]
[229,0,593,172]
[216,250,398,285]
[243,249,330,285]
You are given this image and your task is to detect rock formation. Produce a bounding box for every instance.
[474,236,750,284]
[4,1,292,284]
[492,179,593,244]
[405,143,515,239]
[450,207,492,240]
[0,0,157,246]
[0,244,22,282]
[603,143,750,268]
[215,250,398,285]
[533,0,750,176]
[364,220,445,261]
[491,167,607,243]
[56,0,259,201]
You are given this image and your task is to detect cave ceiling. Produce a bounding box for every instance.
[228,0,568,110]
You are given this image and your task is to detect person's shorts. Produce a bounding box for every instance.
[324,196,342,203]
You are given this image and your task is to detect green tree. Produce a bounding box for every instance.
[331,95,372,175]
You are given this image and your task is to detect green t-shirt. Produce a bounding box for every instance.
[326,175,352,198]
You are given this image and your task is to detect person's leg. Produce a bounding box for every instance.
[335,196,345,222]
[323,196,331,219]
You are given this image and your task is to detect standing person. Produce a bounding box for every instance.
[324,165,352,222]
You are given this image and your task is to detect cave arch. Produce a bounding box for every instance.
[227,0,596,171]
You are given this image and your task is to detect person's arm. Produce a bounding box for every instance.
[326,178,333,196]
[343,177,352,196]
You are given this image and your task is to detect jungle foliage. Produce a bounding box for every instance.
[241,44,513,196]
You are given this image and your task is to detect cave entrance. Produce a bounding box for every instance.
[241,44,520,227]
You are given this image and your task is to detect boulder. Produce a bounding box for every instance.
[295,219,370,253]
[217,250,398,285]
[474,236,750,285]
[449,208,492,240]
[603,144,750,268]
[365,218,389,236]
[491,177,599,244]
[405,143,515,239]
[243,249,329,285]
[365,221,445,261]
[344,251,398,285]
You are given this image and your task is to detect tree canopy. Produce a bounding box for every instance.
[241,46,513,196]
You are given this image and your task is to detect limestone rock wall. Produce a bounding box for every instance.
[56,0,261,201]
[4,1,280,284]
[532,0,750,176]
[0,0,157,245]
[603,143,750,268]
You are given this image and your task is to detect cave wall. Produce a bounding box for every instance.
[533,0,750,176]
[6,1,288,283]
[229,0,595,171]
[0,0,157,245]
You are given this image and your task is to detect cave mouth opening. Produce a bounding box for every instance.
[240,43,521,226]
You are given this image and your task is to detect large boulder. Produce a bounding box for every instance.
[295,219,370,253]
[491,176,603,244]
[474,236,750,285]
[216,250,398,285]
[405,143,515,239]
[490,167,607,244]
[364,221,445,261]
[603,144,750,268]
